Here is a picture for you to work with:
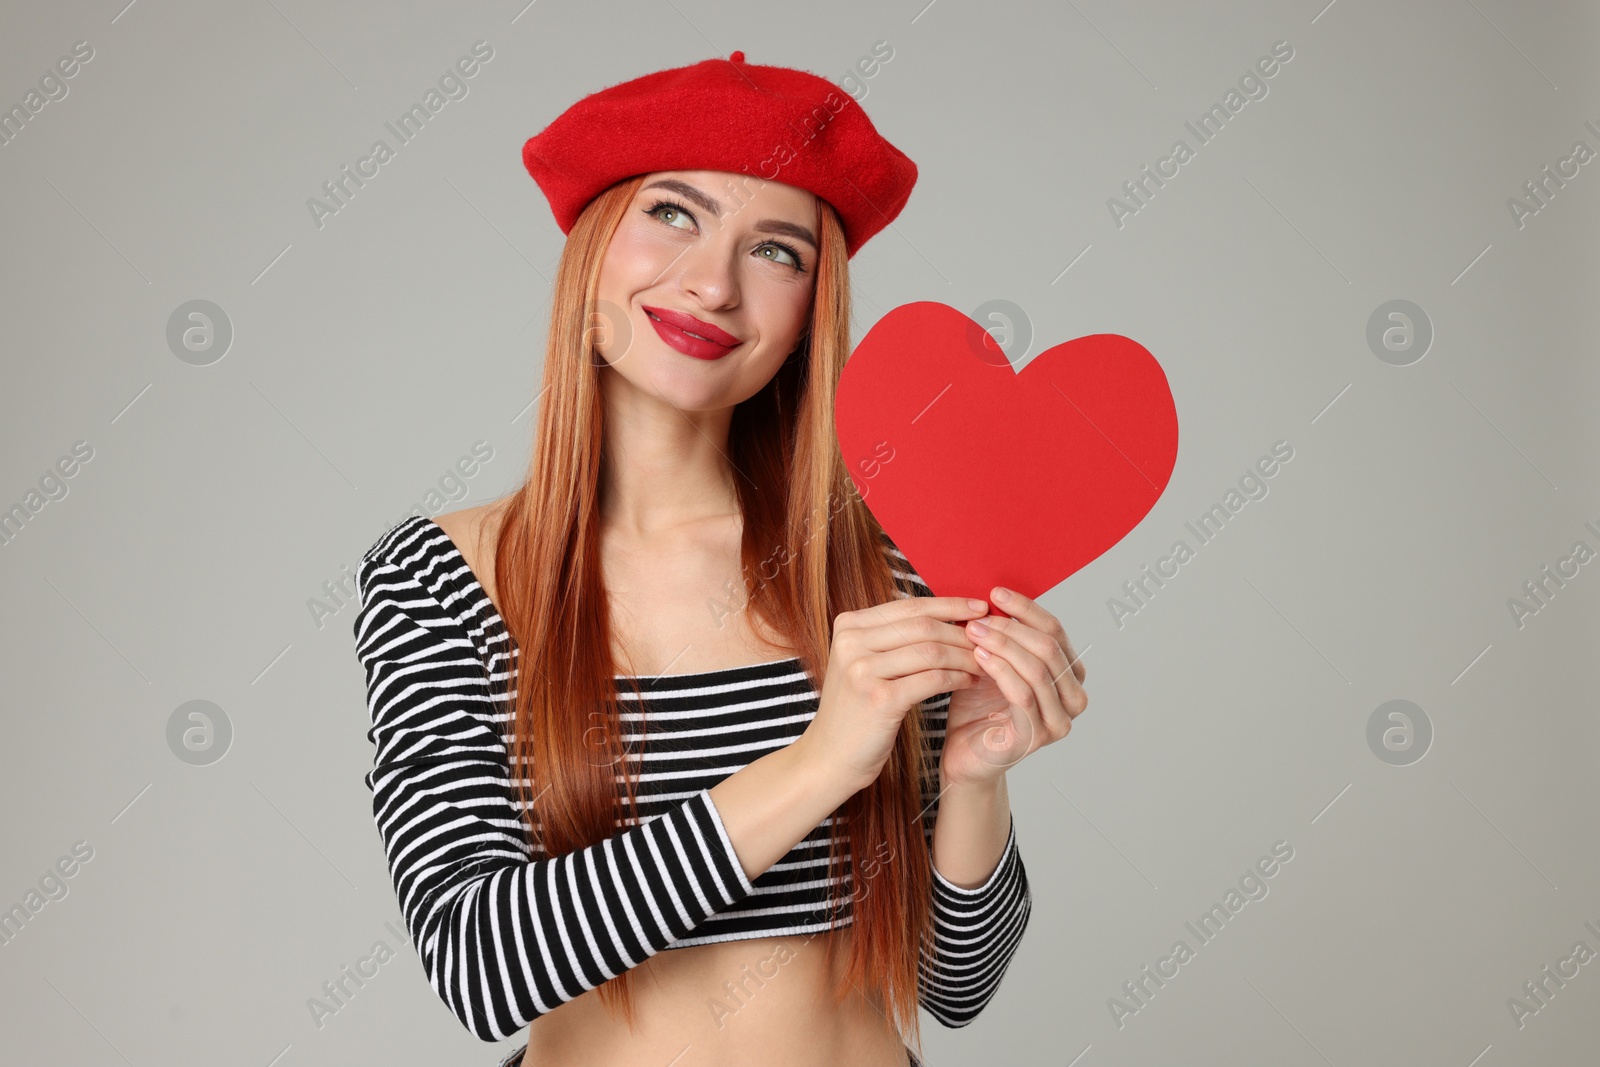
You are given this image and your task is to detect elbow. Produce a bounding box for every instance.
[925,970,1008,1028]
[465,1015,513,1044]
[931,1007,982,1030]
[922,983,1004,1029]
[921,982,1005,1028]
[436,975,543,1043]
[919,895,1034,1029]
[917,964,1003,1030]
[419,936,549,1043]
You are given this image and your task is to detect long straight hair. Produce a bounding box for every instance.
[493,172,934,1049]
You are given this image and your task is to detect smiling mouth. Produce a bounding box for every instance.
[646,310,724,344]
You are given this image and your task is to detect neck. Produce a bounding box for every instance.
[597,366,742,539]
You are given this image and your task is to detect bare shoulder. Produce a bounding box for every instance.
[430,497,512,606]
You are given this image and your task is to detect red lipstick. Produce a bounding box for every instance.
[641,305,741,360]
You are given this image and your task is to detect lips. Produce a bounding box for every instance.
[639,305,742,362]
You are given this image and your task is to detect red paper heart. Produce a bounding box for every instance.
[836,301,1178,603]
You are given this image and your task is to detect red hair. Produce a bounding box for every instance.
[492,173,934,1050]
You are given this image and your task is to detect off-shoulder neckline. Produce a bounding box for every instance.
[409,516,804,683]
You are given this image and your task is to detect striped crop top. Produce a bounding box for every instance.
[353,515,1031,1042]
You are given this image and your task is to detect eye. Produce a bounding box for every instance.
[757,242,806,272]
[644,198,697,232]
[644,198,807,273]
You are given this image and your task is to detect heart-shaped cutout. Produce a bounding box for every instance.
[836,301,1179,603]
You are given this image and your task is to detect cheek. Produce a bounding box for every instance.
[599,225,670,295]
[748,286,812,348]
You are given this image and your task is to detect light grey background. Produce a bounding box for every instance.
[2,0,1597,1064]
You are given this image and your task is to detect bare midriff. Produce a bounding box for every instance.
[515,927,914,1067]
[431,505,918,1064]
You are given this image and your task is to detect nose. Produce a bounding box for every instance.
[673,234,739,309]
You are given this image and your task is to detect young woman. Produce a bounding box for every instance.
[354,52,1087,1067]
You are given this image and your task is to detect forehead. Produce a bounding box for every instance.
[639,169,816,219]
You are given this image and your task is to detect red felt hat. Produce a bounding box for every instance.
[522,50,917,258]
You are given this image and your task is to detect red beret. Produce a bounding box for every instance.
[522,50,918,258]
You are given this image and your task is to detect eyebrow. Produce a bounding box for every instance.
[641,178,817,250]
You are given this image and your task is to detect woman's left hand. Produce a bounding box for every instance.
[939,585,1088,790]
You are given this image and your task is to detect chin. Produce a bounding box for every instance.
[626,358,730,408]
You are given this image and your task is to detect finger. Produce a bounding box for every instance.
[876,597,990,662]
[970,612,1085,713]
[968,614,1065,681]
[966,650,1050,768]
[889,663,983,718]
[970,620,1075,738]
[840,595,989,635]
[869,640,984,683]
[989,587,1086,686]
[853,606,985,656]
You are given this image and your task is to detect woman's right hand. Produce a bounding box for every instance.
[801,594,991,795]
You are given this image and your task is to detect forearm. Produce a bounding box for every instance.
[931,773,1012,888]
[919,771,1031,1027]
[709,733,856,884]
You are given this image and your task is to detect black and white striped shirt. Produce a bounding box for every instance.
[354,515,1031,1042]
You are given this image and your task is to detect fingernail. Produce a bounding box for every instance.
[969,619,990,637]
[967,598,987,611]
[993,586,1012,602]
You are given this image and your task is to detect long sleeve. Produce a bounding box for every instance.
[916,795,1032,1026]
[353,538,758,1041]
[882,534,1034,1027]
